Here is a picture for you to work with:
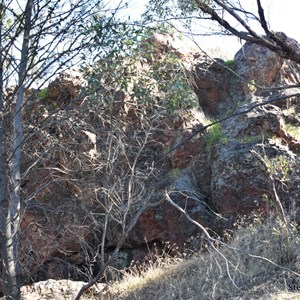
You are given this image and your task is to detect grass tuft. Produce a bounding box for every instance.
[107,213,300,300]
[204,122,227,149]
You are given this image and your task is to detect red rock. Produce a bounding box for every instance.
[47,70,87,106]
[190,56,231,115]
[143,33,189,59]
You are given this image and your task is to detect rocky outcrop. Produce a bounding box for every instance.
[2,36,300,297]
[192,42,300,217]
[190,41,300,117]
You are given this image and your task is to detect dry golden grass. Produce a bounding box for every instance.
[105,214,300,300]
[285,123,300,141]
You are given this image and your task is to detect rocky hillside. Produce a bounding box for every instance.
[1,33,300,297]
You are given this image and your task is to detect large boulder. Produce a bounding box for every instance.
[234,42,282,90]
[234,41,300,96]
[190,55,231,116]
[189,40,300,117]
[195,86,300,217]
[128,171,218,251]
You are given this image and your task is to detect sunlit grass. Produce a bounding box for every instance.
[285,123,300,141]
[107,214,300,300]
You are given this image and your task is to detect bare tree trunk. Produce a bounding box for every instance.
[0,0,116,297]
[0,0,32,298]
[0,2,21,297]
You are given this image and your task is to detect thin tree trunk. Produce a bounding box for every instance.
[0,0,32,298]
[0,3,21,297]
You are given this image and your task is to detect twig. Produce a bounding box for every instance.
[165,191,300,284]
[161,92,300,160]
[251,150,287,225]
[74,199,165,300]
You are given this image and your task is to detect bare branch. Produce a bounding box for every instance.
[256,0,269,35]
[165,191,300,279]
[162,91,300,160]
[74,198,165,300]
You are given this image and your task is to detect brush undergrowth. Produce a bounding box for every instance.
[204,122,227,149]
[105,213,300,300]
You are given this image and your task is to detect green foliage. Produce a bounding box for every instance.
[83,20,197,114]
[135,51,197,113]
[224,59,235,70]
[168,168,180,178]
[204,122,226,148]
[79,15,145,61]
[37,88,48,99]
[177,0,212,14]
[145,0,212,21]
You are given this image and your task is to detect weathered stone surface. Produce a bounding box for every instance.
[19,200,94,284]
[3,36,300,299]
[189,41,300,117]
[47,69,87,105]
[210,141,270,215]
[234,41,300,96]
[200,102,300,215]
[129,171,217,250]
[234,43,282,90]
[190,55,231,116]
[19,279,106,300]
[143,33,189,59]
[152,109,206,168]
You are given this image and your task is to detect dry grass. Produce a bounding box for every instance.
[285,123,300,141]
[105,214,300,300]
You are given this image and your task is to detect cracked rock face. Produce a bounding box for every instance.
[2,37,300,297]
[234,42,283,90]
[195,98,300,216]
[129,171,216,251]
[210,141,270,215]
[234,42,300,96]
[190,57,231,116]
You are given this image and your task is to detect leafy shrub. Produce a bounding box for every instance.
[37,88,48,99]
[83,20,197,114]
[204,122,226,148]
[224,59,235,70]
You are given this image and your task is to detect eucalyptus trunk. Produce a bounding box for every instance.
[0,1,32,298]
